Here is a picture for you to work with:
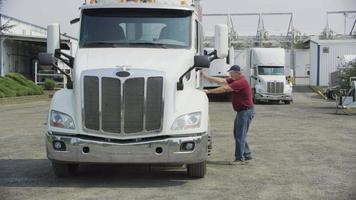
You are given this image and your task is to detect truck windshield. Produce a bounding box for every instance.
[258,66,285,75]
[80,8,192,48]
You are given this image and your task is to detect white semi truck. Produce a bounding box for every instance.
[246,48,293,104]
[39,0,229,178]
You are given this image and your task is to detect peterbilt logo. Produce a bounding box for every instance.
[116,66,131,77]
[116,71,130,77]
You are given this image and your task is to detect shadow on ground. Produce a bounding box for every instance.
[0,159,191,188]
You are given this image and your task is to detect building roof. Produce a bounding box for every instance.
[309,35,356,45]
[0,13,77,41]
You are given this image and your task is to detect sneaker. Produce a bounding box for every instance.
[244,156,252,161]
[230,159,246,165]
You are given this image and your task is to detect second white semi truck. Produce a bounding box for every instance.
[246,48,293,104]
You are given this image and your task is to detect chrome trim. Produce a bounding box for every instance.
[143,77,147,132]
[120,76,125,134]
[81,68,166,137]
[46,132,208,164]
[99,76,103,133]
[255,93,293,101]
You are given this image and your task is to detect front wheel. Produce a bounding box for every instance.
[284,100,291,105]
[52,162,78,177]
[187,161,207,178]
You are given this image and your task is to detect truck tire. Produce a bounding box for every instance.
[284,100,291,105]
[187,161,206,178]
[52,162,78,177]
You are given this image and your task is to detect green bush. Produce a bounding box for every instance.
[0,76,31,96]
[0,73,44,98]
[339,61,356,90]
[5,72,43,95]
[44,79,56,90]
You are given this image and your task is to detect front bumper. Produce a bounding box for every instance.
[46,132,208,164]
[255,93,293,101]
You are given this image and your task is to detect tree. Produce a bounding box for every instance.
[339,61,356,90]
[0,0,14,33]
[0,19,15,33]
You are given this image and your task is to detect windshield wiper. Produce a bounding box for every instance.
[82,41,121,48]
[82,41,183,49]
[126,42,169,49]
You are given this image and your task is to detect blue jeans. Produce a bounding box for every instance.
[234,108,255,160]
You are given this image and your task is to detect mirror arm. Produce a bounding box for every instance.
[50,62,73,89]
[177,66,196,91]
[203,50,219,62]
[209,50,218,62]
[70,18,80,24]
[55,49,74,69]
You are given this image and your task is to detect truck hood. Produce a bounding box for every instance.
[74,48,195,79]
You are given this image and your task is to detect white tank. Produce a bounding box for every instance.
[47,24,60,54]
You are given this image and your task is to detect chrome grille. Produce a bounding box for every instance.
[267,82,284,94]
[146,77,164,131]
[123,78,145,133]
[83,76,100,130]
[82,69,164,135]
[102,77,121,133]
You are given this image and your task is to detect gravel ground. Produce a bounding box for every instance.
[0,90,355,200]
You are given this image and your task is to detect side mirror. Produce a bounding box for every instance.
[194,55,210,69]
[177,55,211,91]
[38,53,54,65]
[47,24,60,54]
[214,24,228,59]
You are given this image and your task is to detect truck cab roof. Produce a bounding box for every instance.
[80,2,196,12]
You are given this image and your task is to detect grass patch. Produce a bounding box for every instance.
[0,73,44,98]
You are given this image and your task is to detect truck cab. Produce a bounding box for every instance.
[42,0,228,178]
[247,48,293,104]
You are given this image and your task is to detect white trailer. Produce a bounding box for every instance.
[247,48,293,104]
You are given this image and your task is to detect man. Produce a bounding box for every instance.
[202,65,255,164]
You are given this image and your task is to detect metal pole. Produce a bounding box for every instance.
[350,19,356,35]
[0,37,4,76]
[287,13,293,36]
[344,12,347,36]
[34,61,38,84]
[326,13,330,39]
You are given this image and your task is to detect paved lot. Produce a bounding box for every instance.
[0,91,355,200]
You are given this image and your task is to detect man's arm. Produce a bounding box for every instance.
[204,85,233,94]
[201,71,227,85]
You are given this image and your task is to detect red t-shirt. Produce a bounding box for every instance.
[226,76,254,111]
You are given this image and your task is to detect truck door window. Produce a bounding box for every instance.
[80,8,192,49]
[195,20,199,53]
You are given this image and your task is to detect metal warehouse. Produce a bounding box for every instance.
[0,14,75,81]
[309,37,356,87]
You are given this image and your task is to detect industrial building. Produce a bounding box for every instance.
[0,14,76,82]
[309,37,356,86]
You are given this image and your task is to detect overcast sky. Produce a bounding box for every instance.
[1,0,356,37]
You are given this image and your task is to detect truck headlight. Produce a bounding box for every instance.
[257,88,263,93]
[50,110,75,129]
[171,112,201,130]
